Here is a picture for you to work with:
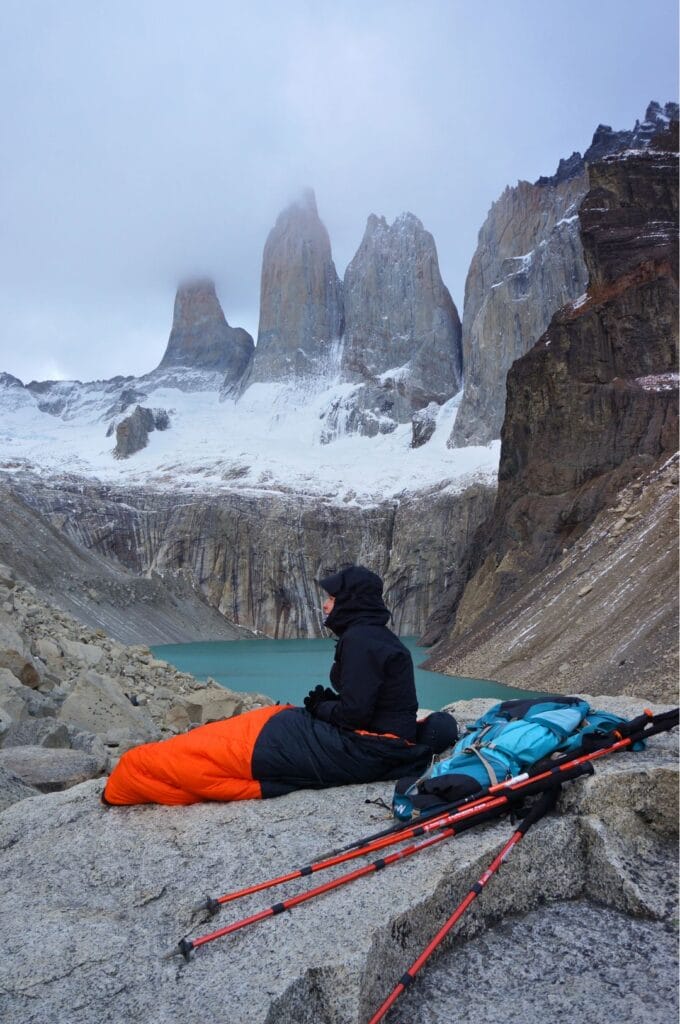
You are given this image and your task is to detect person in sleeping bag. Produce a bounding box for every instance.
[101,565,458,806]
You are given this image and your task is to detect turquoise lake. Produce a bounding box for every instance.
[150,637,545,709]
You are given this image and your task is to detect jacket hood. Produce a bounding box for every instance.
[320,565,390,635]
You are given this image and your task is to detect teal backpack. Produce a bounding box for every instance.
[393,696,632,820]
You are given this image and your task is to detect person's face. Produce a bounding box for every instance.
[322,594,336,616]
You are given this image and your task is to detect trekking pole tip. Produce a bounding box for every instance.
[163,938,195,961]
[192,896,221,916]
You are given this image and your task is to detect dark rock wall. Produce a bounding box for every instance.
[451,102,678,448]
[425,118,678,693]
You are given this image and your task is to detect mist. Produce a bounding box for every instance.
[0,0,677,382]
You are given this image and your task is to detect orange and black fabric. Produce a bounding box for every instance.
[103,704,288,805]
[102,704,432,806]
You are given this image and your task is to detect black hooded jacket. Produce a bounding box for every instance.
[315,566,418,741]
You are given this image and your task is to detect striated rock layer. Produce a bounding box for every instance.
[452,101,678,447]
[8,477,496,639]
[426,118,679,698]
[0,479,252,645]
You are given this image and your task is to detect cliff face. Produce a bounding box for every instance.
[452,102,678,447]
[9,477,495,640]
[426,116,679,697]
[248,189,344,383]
[0,479,251,645]
[451,172,588,446]
[157,279,254,383]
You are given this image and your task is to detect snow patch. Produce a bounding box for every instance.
[0,374,499,505]
[634,373,679,392]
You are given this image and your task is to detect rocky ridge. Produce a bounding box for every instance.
[0,564,271,809]
[452,101,678,446]
[0,695,676,1023]
[426,115,678,696]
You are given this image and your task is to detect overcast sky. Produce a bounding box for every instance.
[0,0,677,383]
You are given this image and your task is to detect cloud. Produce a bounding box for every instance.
[0,0,677,382]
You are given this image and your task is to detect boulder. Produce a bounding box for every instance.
[178,691,243,725]
[58,670,160,743]
[60,638,105,668]
[0,717,71,749]
[67,727,110,766]
[0,762,39,812]
[0,613,41,687]
[0,669,28,722]
[0,746,104,792]
[0,648,41,688]
[33,637,62,662]
[397,901,677,1024]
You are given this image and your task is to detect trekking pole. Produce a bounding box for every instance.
[166,765,591,961]
[190,780,529,916]
[166,795,521,961]
[191,707,678,918]
[366,786,560,1024]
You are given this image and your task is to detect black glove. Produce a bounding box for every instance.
[304,685,338,715]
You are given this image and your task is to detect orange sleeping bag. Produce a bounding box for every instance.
[103,704,288,805]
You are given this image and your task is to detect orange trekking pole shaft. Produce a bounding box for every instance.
[192,724,649,918]
[367,787,560,1024]
[191,785,523,916]
[167,799,512,960]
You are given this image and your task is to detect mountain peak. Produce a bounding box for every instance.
[249,192,343,383]
[157,279,253,381]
